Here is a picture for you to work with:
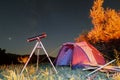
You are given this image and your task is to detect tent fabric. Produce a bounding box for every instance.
[54,41,105,69]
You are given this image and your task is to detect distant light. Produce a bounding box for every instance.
[8,37,12,40]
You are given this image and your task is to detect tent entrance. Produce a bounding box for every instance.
[57,48,73,66]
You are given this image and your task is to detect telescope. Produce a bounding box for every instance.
[27,33,47,42]
[20,32,58,75]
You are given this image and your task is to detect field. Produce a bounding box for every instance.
[0,63,115,80]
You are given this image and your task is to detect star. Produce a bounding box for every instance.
[8,37,12,40]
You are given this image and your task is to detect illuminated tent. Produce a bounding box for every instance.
[54,41,105,69]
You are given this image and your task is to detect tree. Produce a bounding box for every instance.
[75,0,120,60]
[0,48,6,54]
[88,0,120,43]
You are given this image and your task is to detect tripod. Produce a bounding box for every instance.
[20,40,58,75]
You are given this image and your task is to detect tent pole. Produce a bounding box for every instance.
[86,59,116,77]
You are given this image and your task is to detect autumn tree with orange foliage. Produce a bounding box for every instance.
[88,0,120,43]
[75,0,120,60]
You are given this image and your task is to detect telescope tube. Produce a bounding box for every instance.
[27,33,47,42]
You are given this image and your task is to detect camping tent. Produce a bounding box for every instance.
[54,41,105,69]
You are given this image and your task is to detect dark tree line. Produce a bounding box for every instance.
[0,48,20,65]
[0,48,55,65]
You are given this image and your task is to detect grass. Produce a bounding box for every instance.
[112,73,120,80]
[0,63,116,80]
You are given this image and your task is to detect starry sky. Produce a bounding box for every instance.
[0,0,120,56]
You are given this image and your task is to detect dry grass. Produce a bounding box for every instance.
[0,64,114,80]
[114,49,120,66]
[112,73,120,80]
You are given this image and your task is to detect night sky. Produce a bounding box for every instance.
[0,0,120,56]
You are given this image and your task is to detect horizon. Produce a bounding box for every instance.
[0,0,120,56]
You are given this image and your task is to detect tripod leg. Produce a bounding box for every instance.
[40,41,58,74]
[36,48,40,71]
[20,41,39,75]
